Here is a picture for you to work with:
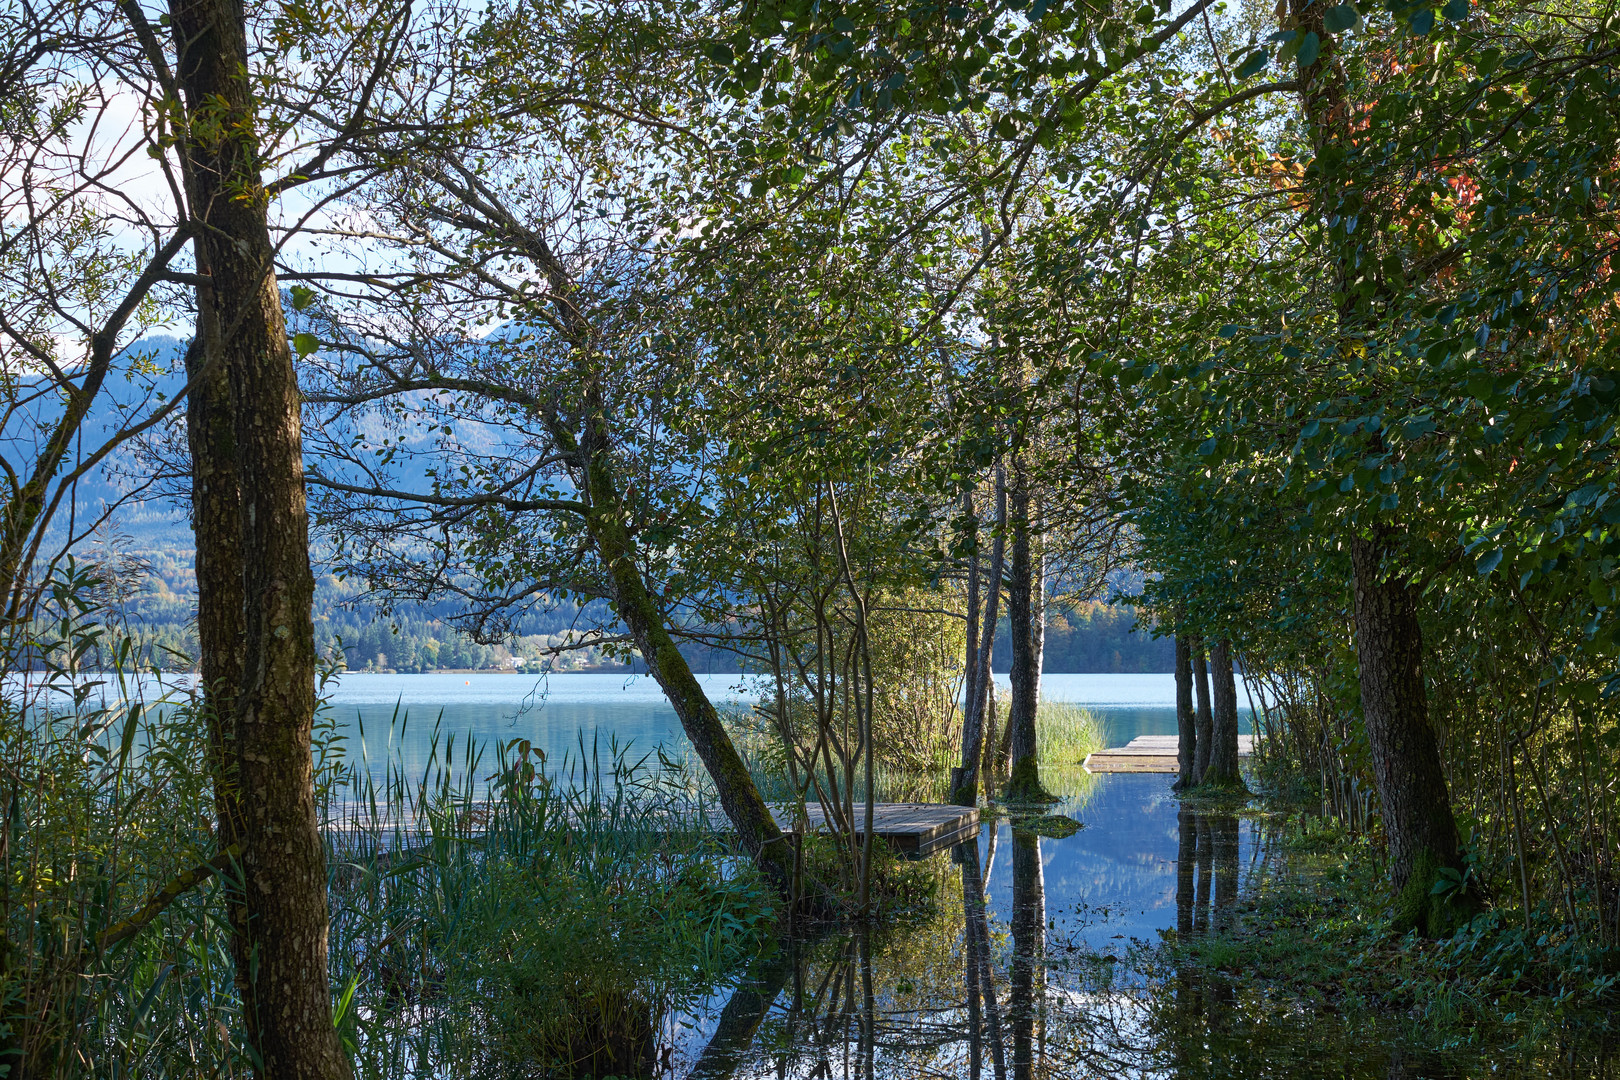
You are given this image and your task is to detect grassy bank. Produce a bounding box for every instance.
[1144,811,1619,1059]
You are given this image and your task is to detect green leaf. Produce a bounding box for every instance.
[292,332,320,358]
[289,284,316,311]
[1295,31,1321,68]
[1323,3,1359,31]
[1235,50,1269,79]
[1476,548,1503,576]
[1442,0,1468,19]
[1409,7,1435,34]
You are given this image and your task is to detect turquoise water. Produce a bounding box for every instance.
[319,671,1246,783]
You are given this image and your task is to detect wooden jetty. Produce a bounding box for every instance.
[1083,734,1254,774]
[329,801,981,862]
[780,803,980,858]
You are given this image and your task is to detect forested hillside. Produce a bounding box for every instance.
[104,528,1170,672]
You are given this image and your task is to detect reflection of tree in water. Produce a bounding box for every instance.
[678,808,1613,1080]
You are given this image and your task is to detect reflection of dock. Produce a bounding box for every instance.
[1083,735,1253,774]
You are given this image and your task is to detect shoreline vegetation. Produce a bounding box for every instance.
[5,0,1617,1074]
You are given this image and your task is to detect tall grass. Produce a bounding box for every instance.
[0,575,776,1078]
[325,725,775,1077]
[1035,702,1107,767]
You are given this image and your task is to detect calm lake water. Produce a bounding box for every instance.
[320,671,1245,783]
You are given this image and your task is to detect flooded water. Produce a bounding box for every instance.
[664,773,1611,1079]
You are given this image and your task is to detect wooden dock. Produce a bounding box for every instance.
[781,802,981,857]
[1083,735,1254,774]
[330,801,981,861]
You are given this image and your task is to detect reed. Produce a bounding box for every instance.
[1035,702,1107,767]
[0,576,775,1078]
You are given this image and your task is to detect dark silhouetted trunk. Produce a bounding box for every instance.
[1174,636,1196,789]
[688,948,794,1079]
[1176,807,1196,934]
[1009,829,1044,1080]
[954,468,1006,806]
[955,488,981,806]
[1211,813,1240,932]
[1351,533,1478,934]
[1191,638,1214,783]
[1193,815,1213,933]
[1030,546,1045,705]
[169,0,349,1074]
[959,835,1007,1080]
[1005,459,1045,802]
[1203,640,1244,788]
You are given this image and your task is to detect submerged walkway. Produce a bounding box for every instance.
[1083,734,1254,774]
[778,803,980,858]
[330,801,981,861]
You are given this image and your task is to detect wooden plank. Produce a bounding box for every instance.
[777,802,981,857]
[1083,735,1253,774]
[329,801,983,862]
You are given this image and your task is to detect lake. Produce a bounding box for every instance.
[321,671,1251,783]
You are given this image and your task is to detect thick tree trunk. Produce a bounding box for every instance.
[169,1,349,1074]
[1004,459,1045,802]
[1203,640,1244,788]
[181,296,252,1009]
[954,468,1006,806]
[1174,636,1196,790]
[1350,533,1478,934]
[1191,638,1214,784]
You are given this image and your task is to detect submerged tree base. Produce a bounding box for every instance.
[1002,758,1058,804]
[1391,848,1484,938]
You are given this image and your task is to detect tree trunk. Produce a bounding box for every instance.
[954,467,1006,806]
[1191,637,1214,784]
[953,488,982,804]
[169,1,350,1074]
[580,390,793,890]
[1174,636,1196,790]
[1030,541,1045,707]
[181,297,252,1010]
[1004,458,1046,802]
[1202,640,1244,789]
[1350,533,1478,935]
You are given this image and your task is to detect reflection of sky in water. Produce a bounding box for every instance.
[982,774,1256,969]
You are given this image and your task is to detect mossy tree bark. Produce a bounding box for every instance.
[169,1,350,1073]
[1174,635,1197,790]
[180,302,253,1011]
[1202,640,1245,789]
[1350,534,1479,935]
